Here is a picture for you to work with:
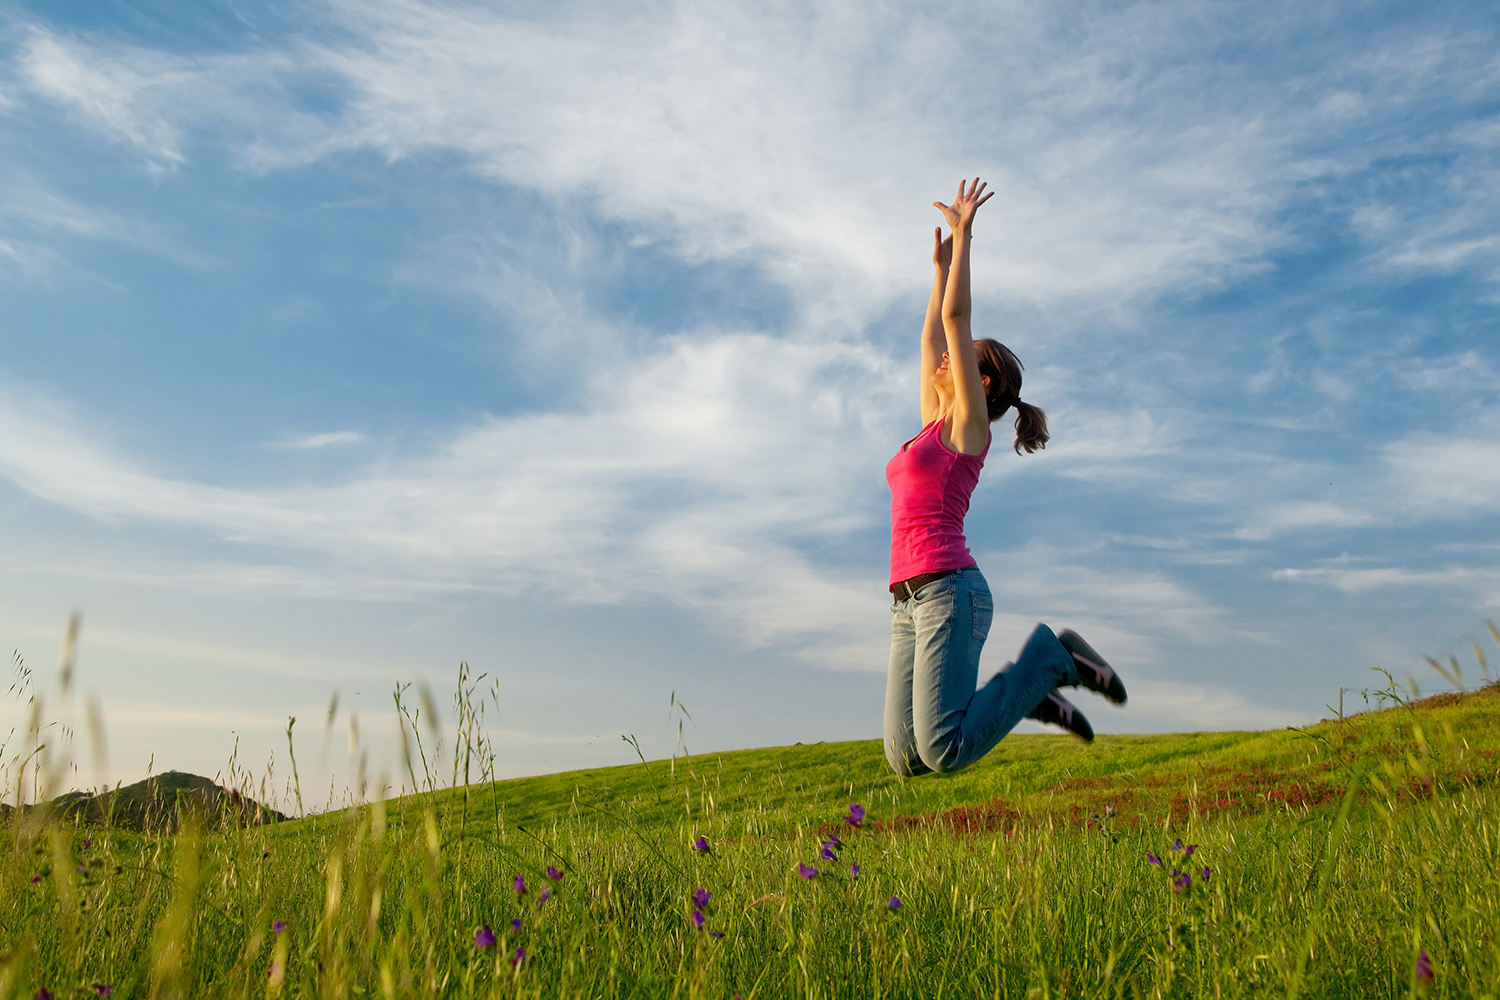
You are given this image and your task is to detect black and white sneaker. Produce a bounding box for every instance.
[1058,628,1127,705]
[1029,691,1094,742]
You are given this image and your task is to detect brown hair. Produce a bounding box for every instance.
[974,338,1049,454]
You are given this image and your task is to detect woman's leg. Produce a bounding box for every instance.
[883,598,930,776]
[910,568,1077,773]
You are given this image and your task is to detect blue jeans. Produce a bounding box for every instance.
[883,566,1078,776]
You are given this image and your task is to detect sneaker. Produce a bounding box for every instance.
[1029,691,1094,742]
[1058,628,1127,705]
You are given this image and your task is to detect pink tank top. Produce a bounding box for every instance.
[886,416,990,585]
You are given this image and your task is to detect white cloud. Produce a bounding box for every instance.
[1233,500,1379,541]
[18,30,190,169]
[967,544,1255,683]
[1273,565,1500,595]
[13,0,1410,319]
[14,27,325,175]
[1398,350,1499,392]
[1384,420,1500,516]
[294,0,1296,316]
[0,170,212,271]
[0,334,904,664]
[1122,677,1306,731]
[274,431,366,450]
[86,625,385,681]
[100,700,293,733]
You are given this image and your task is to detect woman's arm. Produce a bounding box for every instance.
[934,178,995,456]
[920,228,952,425]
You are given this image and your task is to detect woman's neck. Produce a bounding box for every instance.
[932,385,955,419]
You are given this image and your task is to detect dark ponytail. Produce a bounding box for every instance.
[973,338,1049,455]
[1010,399,1049,454]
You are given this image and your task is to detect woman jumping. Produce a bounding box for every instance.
[883,178,1127,776]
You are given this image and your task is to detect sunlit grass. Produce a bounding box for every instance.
[3,641,1500,997]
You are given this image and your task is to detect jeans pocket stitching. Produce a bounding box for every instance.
[970,592,994,641]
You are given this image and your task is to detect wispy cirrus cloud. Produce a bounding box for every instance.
[1384,416,1500,517]
[11,0,1460,315]
[0,333,905,663]
[272,431,365,450]
[1273,564,1500,595]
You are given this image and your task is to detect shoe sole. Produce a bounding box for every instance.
[1057,628,1127,705]
[1032,692,1094,742]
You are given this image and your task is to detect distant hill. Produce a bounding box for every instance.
[48,771,286,832]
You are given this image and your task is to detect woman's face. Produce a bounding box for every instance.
[932,352,953,388]
[932,352,992,393]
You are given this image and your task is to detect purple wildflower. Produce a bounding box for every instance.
[474,925,497,949]
[1173,838,1183,851]
[546,865,564,882]
[511,946,527,968]
[1173,872,1192,894]
[1182,844,1197,857]
[29,874,40,884]
[709,930,725,940]
[1199,865,1211,882]
[797,863,818,879]
[692,888,711,909]
[92,986,113,997]
[823,835,842,850]
[887,896,903,910]
[272,919,287,935]
[847,803,866,828]
[81,839,90,849]
[820,845,836,861]
[75,866,84,874]
[1415,950,1434,983]
[36,989,54,1000]
[510,917,522,933]
[691,909,706,929]
[851,863,861,878]
[513,875,528,895]
[693,836,711,853]
[1146,852,1163,867]
[537,889,552,906]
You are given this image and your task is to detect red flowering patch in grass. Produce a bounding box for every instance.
[874,800,1025,836]
[871,742,1500,837]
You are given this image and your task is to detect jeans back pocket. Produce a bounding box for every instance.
[970,591,994,641]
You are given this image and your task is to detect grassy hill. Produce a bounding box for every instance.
[377,682,1500,843]
[52,770,286,832]
[6,683,1498,998]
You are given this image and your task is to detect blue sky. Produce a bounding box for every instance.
[1,0,1497,802]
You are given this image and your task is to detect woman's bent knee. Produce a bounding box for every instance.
[886,742,930,777]
[917,736,967,775]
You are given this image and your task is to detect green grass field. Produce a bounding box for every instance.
[3,677,1499,998]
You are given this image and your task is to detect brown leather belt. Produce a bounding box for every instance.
[890,569,957,601]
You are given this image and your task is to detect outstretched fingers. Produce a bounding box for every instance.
[961,178,994,207]
[934,178,996,232]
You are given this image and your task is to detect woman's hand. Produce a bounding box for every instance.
[933,177,994,235]
[932,227,953,270]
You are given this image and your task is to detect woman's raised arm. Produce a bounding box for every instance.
[932,178,995,455]
[919,228,952,425]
